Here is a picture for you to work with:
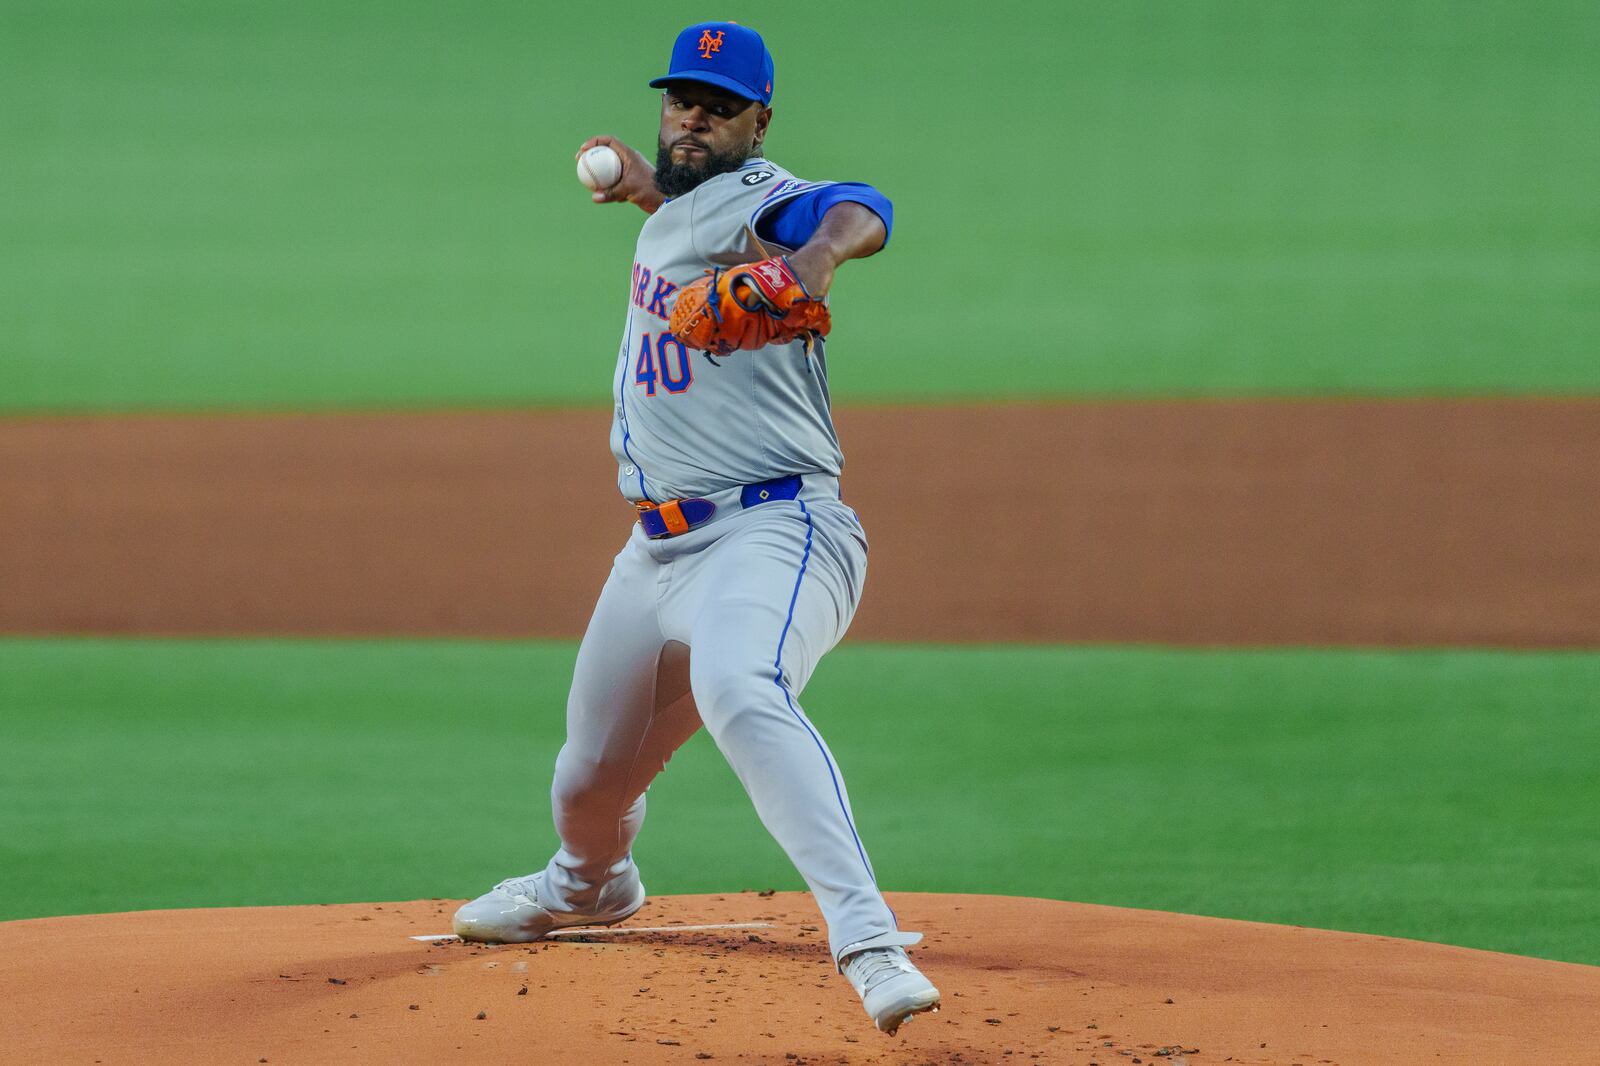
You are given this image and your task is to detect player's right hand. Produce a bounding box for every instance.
[575,136,664,213]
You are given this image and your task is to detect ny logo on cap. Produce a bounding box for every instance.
[698,29,724,59]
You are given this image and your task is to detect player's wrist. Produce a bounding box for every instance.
[785,245,838,297]
[631,186,666,214]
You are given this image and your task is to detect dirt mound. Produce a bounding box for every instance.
[3,400,1597,648]
[2,892,1595,1065]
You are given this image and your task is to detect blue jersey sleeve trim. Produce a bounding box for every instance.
[752,183,894,252]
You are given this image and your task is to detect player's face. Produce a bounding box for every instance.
[653,82,771,197]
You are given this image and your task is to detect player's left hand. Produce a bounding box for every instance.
[669,257,832,356]
[784,245,837,298]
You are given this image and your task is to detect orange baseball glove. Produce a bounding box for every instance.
[668,256,831,357]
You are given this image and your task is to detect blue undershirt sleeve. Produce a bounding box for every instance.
[755,183,894,251]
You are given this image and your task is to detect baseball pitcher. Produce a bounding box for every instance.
[453,21,940,1035]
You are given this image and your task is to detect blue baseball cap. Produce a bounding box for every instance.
[649,22,775,106]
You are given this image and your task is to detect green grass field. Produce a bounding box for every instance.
[4,0,1597,411]
[4,638,1596,965]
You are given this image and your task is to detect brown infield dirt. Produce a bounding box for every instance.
[5,893,1599,1066]
[2,399,1597,646]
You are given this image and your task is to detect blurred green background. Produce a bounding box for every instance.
[3,0,1596,411]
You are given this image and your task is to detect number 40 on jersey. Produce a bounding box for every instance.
[635,332,694,396]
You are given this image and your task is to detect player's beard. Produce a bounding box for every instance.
[654,139,753,197]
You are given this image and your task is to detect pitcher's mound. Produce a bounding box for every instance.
[3,892,1596,1065]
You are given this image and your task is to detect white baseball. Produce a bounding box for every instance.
[577,145,624,192]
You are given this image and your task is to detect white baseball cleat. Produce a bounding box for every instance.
[840,933,941,1034]
[452,872,646,943]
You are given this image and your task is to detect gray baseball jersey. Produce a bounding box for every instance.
[610,157,844,502]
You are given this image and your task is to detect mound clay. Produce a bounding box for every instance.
[3,892,1597,1065]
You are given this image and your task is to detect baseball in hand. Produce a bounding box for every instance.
[577,145,623,192]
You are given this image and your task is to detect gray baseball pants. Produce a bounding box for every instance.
[537,486,899,962]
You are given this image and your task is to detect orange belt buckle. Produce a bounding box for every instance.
[656,499,690,535]
[636,498,691,537]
